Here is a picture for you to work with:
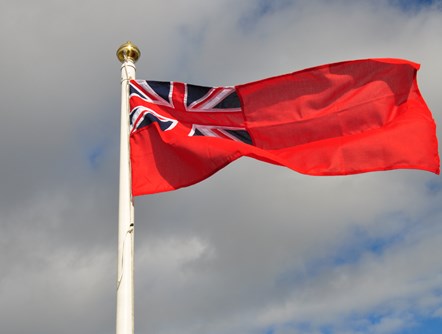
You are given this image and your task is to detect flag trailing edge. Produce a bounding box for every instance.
[129,58,440,196]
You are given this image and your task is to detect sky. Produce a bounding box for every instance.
[0,0,442,334]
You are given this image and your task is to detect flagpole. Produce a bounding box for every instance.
[116,41,140,334]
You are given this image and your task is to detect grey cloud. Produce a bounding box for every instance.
[0,1,441,334]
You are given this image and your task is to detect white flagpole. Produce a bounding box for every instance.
[116,41,140,334]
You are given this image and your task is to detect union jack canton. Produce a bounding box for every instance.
[129,80,253,145]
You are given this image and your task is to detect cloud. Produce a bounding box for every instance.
[0,1,441,334]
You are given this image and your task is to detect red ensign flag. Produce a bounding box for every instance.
[129,59,439,196]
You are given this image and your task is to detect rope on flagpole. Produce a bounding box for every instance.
[121,58,131,84]
[116,224,135,290]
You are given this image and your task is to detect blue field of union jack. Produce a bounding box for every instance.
[129,80,253,145]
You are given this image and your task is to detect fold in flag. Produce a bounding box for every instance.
[129,58,439,196]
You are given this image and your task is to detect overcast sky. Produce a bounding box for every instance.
[0,1,442,334]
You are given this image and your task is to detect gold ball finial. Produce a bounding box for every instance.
[116,41,141,63]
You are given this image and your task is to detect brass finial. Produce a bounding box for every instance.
[116,41,141,63]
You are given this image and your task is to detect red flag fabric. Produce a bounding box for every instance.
[129,59,439,196]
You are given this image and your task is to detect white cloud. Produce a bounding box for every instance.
[0,1,441,334]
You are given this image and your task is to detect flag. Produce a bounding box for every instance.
[129,58,439,196]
